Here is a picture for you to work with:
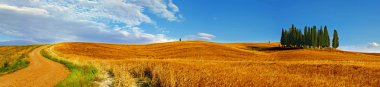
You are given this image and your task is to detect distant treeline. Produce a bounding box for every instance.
[280,24,339,48]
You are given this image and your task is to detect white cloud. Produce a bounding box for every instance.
[198,33,216,40]
[1,0,155,27]
[168,0,179,12]
[368,42,379,48]
[127,0,180,21]
[185,33,216,41]
[340,42,380,53]
[0,0,181,44]
[119,27,175,43]
[0,4,48,16]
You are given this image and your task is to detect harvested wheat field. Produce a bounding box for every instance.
[0,46,70,87]
[47,41,380,87]
[0,45,40,74]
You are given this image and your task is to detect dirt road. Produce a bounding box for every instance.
[0,46,70,87]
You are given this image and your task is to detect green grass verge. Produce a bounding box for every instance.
[0,54,29,74]
[0,45,41,75]
[40,49,98,87]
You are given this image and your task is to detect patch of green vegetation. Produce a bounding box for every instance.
[40,49,98,87]
[0,54,29,74]
[0,45,41,75]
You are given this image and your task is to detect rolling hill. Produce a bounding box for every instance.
[46,41,380,87]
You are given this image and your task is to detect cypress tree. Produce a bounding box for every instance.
[304,26,308,47]
[288,28,292,47]
[290,25,296,47]
[297,29,302,47]
[317,28,324,48]
[293,27,297,47]
[332,30,339,48]
[294,28,300,47]
[312,26,318,48]
[310,26,314,47]
[323,26,330,47]
[308,27,312,47]
[284,30,289,47]
[281,29,285,47]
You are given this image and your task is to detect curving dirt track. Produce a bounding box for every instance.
[0,46,70,87]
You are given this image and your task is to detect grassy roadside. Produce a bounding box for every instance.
[40,48,98,87]
[0,45,41,75]
[0,54,29,74]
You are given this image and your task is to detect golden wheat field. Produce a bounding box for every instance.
[0,45,40,74]
[47,41,380,87]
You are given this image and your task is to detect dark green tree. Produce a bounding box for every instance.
[290,24,296,47]
[332,30,339,48]
[297,29,302,47]
[307,27,312,47]
[304,26,308,47]
[317,28,324,48]
[299,29,303,47]
[280,29,286,47]
[312,26,318,48]
[284,30,289,47]
[323,26,330,47]
[280,24,337,49]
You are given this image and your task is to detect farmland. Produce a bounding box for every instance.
[0,45,40,74]
[0,46,70,87]
[46,41,380,87]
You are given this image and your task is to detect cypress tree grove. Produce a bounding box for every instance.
[280,24,337,49]
[332,30,339,48]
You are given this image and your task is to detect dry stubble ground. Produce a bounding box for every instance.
[49,41,380,87]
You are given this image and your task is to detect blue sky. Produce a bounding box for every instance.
[0,0,379,52]
[156,0,380,44]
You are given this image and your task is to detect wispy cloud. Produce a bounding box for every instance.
[185,33,216,41]
[0,0,181,44]
[340,42,380,53]
[368,42,380,48]
[0,4,48,16]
